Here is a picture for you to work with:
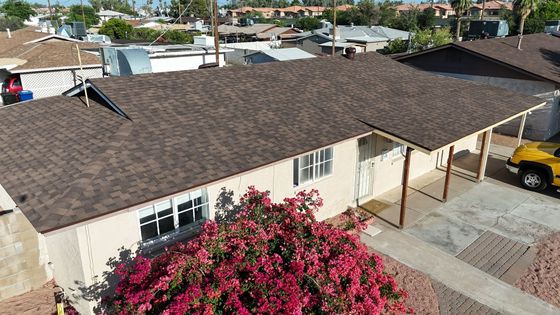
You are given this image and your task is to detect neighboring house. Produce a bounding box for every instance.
[227,5,352,18]
[468,1,513,18]
[244,47,315,64]
[395,3,455,19]
[218,23,278,42]
[256,26,300,40]
[396,33,560,141]
[0,28,103,103]
[98,9,128,23]
[221,41,280,65]
[0,52,543,314]
[283,25,411,55]
[282,32,332,55]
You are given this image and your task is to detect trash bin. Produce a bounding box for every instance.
[18,90,33,101]
[1,93,18,105]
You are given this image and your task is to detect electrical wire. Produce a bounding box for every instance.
[148,0,195,46]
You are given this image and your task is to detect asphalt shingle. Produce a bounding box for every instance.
[0,52,543,233]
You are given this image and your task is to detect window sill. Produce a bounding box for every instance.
[140,220,205,257]
[293,174,334,191]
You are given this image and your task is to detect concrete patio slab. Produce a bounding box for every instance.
[490,214,554,245]
[511,197,560,231]
[361,228,560,315]
[375,204,427,228]
[404,212,485,255]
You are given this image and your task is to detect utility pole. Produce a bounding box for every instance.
[213,0,220,65]
[331,0,336,56]
[47,0,55,28]
[80,0,86,25]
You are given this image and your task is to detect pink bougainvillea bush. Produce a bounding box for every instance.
[102,187,410,314]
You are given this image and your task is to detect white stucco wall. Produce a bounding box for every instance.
[149,53,227,73]
[433,72,560,141]
[43,132,478,314]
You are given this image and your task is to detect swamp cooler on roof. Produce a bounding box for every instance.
[100,47,152,76]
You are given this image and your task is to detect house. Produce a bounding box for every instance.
[218,23,278,42]
[283,25,411,55]
[468,1,513,18]
[395,33,560,141]
[98,9,129,24]
[0,52,543,313]
[0,28,103,103]
[221,40,280,65]
[244,47,315,64]
[395,3,455,19]
[227,5,352,19]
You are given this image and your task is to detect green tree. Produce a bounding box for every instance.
[295,16,320,30]
[411,27,452,51]
[0,0,36,21]
[0,16,24,30]
[352,0,380,26]
[169,0,208,18]
[379,2,398,26]
[389,8,420,31]
[65,5,100,27]
[450,0,473,39]
[290,0,302,6]
[524,0,560,34]
[418,7,435,29]
[383,37,409,54]
[89,0,134,14]
[513,0,541,47]
[98,18,133,39]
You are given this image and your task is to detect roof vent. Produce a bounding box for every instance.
[344,47,356,60]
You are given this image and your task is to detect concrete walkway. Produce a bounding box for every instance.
[361,228,560,315]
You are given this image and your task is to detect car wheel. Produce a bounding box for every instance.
[520,169,547,191]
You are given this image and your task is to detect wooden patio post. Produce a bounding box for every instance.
[517,113,527,147]
[399,147,413,229]
[443,145,455,202]
[477,129,492,182]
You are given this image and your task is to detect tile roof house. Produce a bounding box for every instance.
[0,52,543,313]
[396,33,560,140]
[0,28,103,102]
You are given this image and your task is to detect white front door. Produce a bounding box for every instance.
[356,135,375,199]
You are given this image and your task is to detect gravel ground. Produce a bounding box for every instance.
[378,253,440,314]
[515,232,560,308]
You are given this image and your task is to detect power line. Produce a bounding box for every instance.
[148,0,195,45]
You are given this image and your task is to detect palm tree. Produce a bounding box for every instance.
[450,0,472,40]
[513,0,541,49]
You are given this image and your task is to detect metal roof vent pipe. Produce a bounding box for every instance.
[344,47,356,60]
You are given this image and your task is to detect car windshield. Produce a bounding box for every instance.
[555,148,560,158]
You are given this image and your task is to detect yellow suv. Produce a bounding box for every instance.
[506,142,560,191]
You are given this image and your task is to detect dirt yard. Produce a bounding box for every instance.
[515,232,560,308]
[0,280,58,315]
[380,253,440,314]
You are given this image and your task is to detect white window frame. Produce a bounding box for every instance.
[293,147,334,187]
[137,189,209,243]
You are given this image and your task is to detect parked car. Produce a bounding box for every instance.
[1,75,23,95]
[506,142,560,191]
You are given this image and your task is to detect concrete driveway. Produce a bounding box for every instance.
[405,144,560,256]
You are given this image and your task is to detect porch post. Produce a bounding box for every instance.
[399,147,413,229]
[477,129,492,182]
[517,113,527,147]
[443,145,455,202]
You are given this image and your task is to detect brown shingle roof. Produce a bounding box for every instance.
[454,33,560,85]
[0,28,100,71]
[0,52,542,233]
